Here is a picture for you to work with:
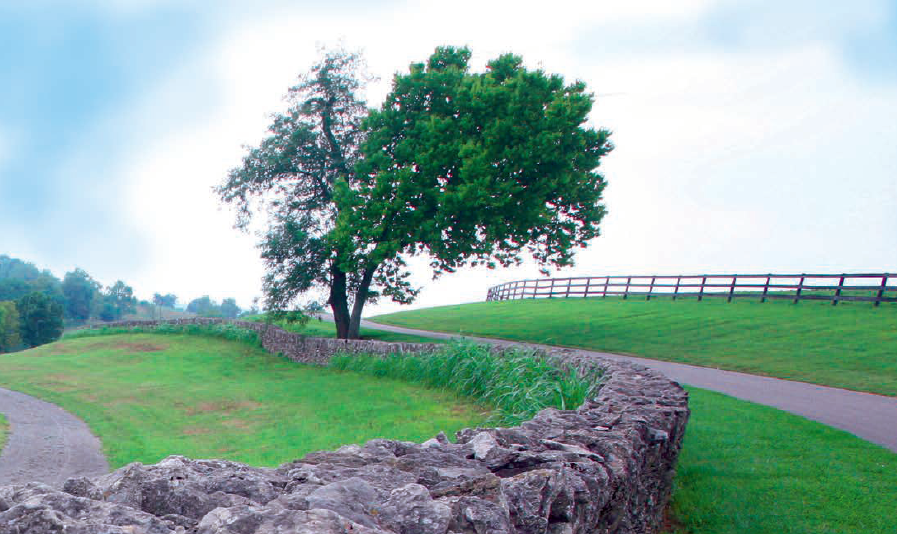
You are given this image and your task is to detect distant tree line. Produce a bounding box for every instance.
[0,255,169,352]
[184,295,243,319]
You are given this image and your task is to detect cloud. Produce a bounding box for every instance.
[2,0,894,314]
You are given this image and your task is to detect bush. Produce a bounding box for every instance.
[330,341,601,425]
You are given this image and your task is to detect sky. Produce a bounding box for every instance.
[1,0,895,314]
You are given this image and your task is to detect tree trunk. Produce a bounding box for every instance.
[329,268,351,339]
[348,267,376,340]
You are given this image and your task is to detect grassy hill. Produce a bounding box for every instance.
[371,296,897,534]
[0,333,486,467]
[373,297,897,395]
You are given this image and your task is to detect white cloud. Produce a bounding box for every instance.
[75,0,896,314]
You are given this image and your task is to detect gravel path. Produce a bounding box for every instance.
[0,387,108,488]
[361,318,897,453]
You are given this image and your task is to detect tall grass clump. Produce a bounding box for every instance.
[330,341,601,425]
[65,323,261,346]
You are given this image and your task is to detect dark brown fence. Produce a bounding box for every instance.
[486,273,897,307]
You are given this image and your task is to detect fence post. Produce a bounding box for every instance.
[794,275,805,304]
[761,275,770,303]
[584,277,592,297]
[698,276,706,301]
[876,275,888,307]
[564,278,572,298]
[833,275,845,306]
[673,276,681,300]
[623,277,632,299]
[727,275,737,303]
[549,278,556,298]
[603,277,609,298]
[647,276,656,301]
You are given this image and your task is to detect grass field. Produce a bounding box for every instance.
[0,333,486,468]
[674,387,897,534]
[373,297,897,395]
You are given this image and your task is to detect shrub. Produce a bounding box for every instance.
[330,341,601,425]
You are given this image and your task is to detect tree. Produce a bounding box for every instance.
[17,292,64,348]
[0,255,64,305]
[62,268,101,322]
[153,293,178,309]
[97,281,136,321]
[220,298,241,319]
[186,295,222,317]
[0,301,21,352]
[219,47,611,339]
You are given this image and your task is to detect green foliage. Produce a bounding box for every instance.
[350,47,611,274]
[152,293,178,309]
[330,341,599,425]
[0,300,22,352]
[374,296,897,396]
[219,298,241,319]
[17,291,64,348]
[0,254,63,305]
[262,308,310,328]
[219,46,611,339]
[62,268,101,322]
[185,295,242,318]
[0,333,486,467]
[97,280,137,321]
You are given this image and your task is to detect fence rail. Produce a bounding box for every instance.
[485,272,897,307]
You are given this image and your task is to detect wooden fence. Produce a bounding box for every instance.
[486,273,897,307]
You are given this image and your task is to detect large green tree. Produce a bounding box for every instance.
[219,47,611,339]
[62,268,101,322]
[17,292,64,348]
[97,280,136,321]
[0,301,21,352]
[153,293,178,309]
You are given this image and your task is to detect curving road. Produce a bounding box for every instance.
[359,318,897,453]
[0,387,108,488]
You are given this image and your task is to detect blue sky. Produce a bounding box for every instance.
[1,0,895,312]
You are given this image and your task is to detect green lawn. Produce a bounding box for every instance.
[0,333,486,468]
[373,297,897,395]
[674,387,897,534]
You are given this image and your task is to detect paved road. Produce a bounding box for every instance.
[0,387,108,488]
[359,318,897,453]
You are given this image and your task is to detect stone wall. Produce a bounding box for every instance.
[87,317,441,365]
[0,319,690,533]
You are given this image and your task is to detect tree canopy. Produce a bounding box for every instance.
[0,301,21,352]
[17,291,64,348]
[63,268,101,322]
[219,46,612,339]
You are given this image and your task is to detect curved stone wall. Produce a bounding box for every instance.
[0,319,689,533]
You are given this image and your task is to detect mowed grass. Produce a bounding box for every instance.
[674,387,897,534]
[373,297,897,395]
[0,333,487,468]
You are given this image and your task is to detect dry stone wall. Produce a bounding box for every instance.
[87,317,440,365]
[0,319,690,533]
